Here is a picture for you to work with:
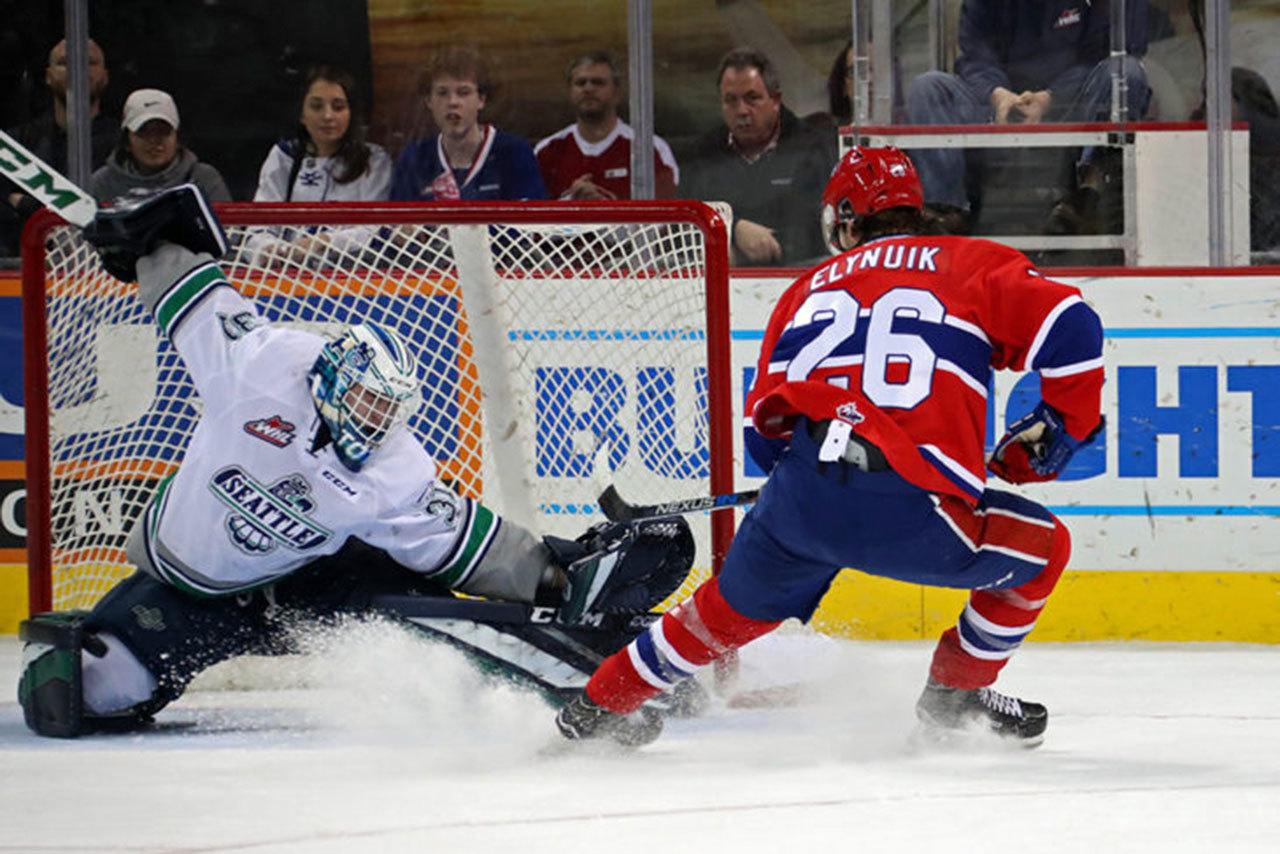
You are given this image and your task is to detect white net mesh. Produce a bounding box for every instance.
[31,204,731,612]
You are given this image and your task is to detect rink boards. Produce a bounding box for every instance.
[2,268,1279,639]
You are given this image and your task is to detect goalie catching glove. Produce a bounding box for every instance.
[83,183,228,282]
[988,400,1104,484]
[547,518,695,624]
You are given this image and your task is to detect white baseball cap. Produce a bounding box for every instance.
[122,88,180,132]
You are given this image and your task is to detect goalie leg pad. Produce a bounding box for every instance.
[551,517,695,624]
[85,570,271,707]
[81,632,161,718]
[83,183,228,282]
[18,613,159,737]
[18,612,92,738]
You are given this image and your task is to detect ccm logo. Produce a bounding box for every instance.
[321,469,358,498]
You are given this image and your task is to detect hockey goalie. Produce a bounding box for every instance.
[18,184,697,738]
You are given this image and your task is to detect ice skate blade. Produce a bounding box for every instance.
[538,734,655,759]
[909,720,1045,752]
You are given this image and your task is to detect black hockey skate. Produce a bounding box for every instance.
[83,183,228,282]
[555,694,663,748]
[915,679,1048,747]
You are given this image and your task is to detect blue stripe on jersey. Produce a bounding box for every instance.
[772,315,991,389]
[919,446,984,500]
[900,316,991,386]
[771,316,851,363]
[958,615,1032,654]
[1031,301,1104,371]
[635,629,692,685]
[979,488,1057,525]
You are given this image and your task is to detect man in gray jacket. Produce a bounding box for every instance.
[90,88,232,205]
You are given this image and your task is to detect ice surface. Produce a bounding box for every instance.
[3,621,1278,853]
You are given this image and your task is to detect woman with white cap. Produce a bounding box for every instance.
[89,87,232,206]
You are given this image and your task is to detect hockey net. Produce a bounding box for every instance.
[22,201,734,615]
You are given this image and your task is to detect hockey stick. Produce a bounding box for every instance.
[0,129,98,227]
[597,483,760,522]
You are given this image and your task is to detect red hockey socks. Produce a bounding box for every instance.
[585,576,781,713]
[929,518,1071,689]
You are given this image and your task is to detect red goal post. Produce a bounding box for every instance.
[22,200,735,615]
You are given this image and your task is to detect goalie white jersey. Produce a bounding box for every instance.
[126,252,498,597]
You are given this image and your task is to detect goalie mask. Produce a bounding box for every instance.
[308,323,420,471]
[820,146,924,254]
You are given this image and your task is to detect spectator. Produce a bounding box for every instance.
[1189,67,1280,254]
[391,46,545,201]
[90,88,232,206]
[826,39,856,127]
[254,66,390,203]
[247,65,391,265]
[682,47,837,267]
[905,0,1150,221]
[535,51,679,199]
[1,38,116,255]
[824,38,904,127]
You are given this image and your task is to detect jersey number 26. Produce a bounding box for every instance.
[786,287,944,409]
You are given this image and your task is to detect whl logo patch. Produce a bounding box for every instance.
[245,416,296,448]
[209,467,331,554]
[835,401,865,425]
[1054,7,1081,27]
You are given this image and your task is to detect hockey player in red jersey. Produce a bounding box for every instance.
[556,145,1105,748]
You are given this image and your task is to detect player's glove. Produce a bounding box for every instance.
[83,183,228,282]
[988,400,1103,484]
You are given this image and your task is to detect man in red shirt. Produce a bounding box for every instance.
[555,146,1105,749]
[535,51,679,200]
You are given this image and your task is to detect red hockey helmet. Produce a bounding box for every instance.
[820,146,924,254]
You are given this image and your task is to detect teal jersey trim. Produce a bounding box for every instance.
[154,263,227,338]
[433,502,498,588]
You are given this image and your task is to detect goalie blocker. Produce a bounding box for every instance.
[82,182,228,280]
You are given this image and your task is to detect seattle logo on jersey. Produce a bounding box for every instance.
[209,468,332,555]
[244,415,296,448]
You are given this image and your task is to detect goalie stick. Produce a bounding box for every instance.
[0,129,98,227]
[597,483,760,523]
